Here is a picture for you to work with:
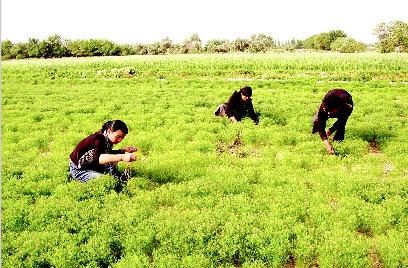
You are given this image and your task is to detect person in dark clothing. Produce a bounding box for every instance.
[69,120,137,182]
[312,89,353,154]
[215,86,259,124]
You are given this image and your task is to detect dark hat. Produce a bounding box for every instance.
[240,86,252,97]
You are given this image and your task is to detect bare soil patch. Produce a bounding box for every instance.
[369,137,381,155]
[369,248,384,268]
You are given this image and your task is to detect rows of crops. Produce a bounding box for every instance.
[2,53,408,267]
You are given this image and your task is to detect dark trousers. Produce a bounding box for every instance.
[69,161,121,183]
[333,125,345,141]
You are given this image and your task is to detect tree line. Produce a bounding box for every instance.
[1,21,407,60]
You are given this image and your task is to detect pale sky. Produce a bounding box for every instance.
[2,0,408,45]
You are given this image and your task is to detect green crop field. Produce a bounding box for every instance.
[2,53,408,267]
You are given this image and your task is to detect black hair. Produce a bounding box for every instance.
[239,86,252,97]
[101,120,128,134]
[323,94,343,112]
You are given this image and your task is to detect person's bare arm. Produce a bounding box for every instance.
[229,116,238,123]
[99,153,136,164]
[323,139,334,155]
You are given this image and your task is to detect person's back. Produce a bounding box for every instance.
[70,131,109,172]
[312,88,353,154]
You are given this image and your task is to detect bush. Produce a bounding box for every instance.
[167,44,183,54]
[146,42,161,55]
[330,37,367,53]
[205,39,231,53]
[145,38,174,55]
[133,44,148,55]
[119,44,136,56]
[232,38,250,52]
[67,39,121,57]
[304,30,347,50]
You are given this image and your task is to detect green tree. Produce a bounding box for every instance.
[97,39,121,56]
[1,40,14,60]
[11,42,29,59]
[27,38,41,58]
[374,21,408,52]
[182,34,202,53]
[249,34,276,52]
[160,37,173,54]
[39,34,69,58]
[232,38,250,52]
[304,30,347,50]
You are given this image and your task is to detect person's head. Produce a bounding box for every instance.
[101,120,128,144]
[323,94,344,115]
[239,86,252,102]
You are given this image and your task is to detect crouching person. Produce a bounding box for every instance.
[312,89,353,154]
[215,86,259,124]
[69,120,137,182]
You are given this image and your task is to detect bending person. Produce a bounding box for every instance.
[312,89,353,154]
[215,86,259,124]
[69,120,137,182]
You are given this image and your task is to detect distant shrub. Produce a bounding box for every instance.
[330,37,367,53]
[10,42,29,59]
[119,44,136,55]
[146,42,161,55]
[232,38,250,52]
[67,39,121,57]
[130,44,145,55]
[1,40,14,60]
[205,39,231,53]
[167,44,183,54]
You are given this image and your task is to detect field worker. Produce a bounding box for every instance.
[312,88,353,154]
[215,86,259,124]
[69,120,137,182]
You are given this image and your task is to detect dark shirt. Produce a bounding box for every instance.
[69,131,122,171]
[225,91,259,123]
[313,89,353,140]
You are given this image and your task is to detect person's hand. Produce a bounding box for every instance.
[122,153,136,162]
[323,140,334,155]
[229,116,238,123]
[122,146,137,153]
